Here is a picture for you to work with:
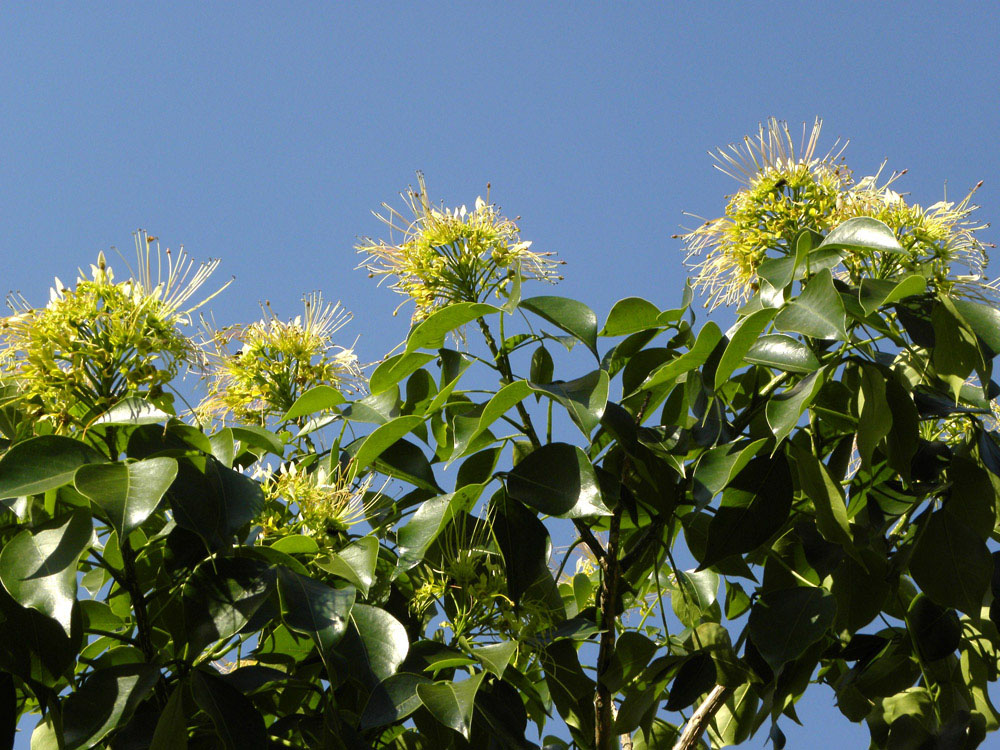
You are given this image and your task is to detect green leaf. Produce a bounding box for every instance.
[765,369,824,444]
[748,587,836,669]
[530,369,609,436]
[774,268,848,341]
[520,296,599,358]
[475,640,518,678]
[451,381,533,459]
[0,511,93,635]
[715,308,777,390]
[819,216,904,253]
[932,300,981,401]
[529,345,554,385]
[370,352,437,395]
[700,454,793,569]
[405,302,500,353]
[909,510,993,616]
[62,663,159,749]
[346,604,409,683]
[417,671,486,740]
[906,593,961,661]
[692,438,768,509]
[183,558,275,658]
[276,567,355,657]
[395,484,485,571]
[92,396,170,426]
[706,682,758,747]
[360,672,431,730]
[664,653,716,711]
[506,442,608,518]
[672,569,720,627]
[281,384,346,421]
[602,297,662,337]
[74,457,177,539]
[190,670,266,750]
[168,456,264,547]
[756,229,819,290]
[791,442,853,553]
[348,436,440,492]
[638,322,722,393]
[953,299,1000,356]
[150,685,188,750]
[269,534,320,555]
[350,415,424,475]
[744,334,820,373]
[857,364,892,471]
[0,435,106,499]
[315,536,379,596]
[489,491,562,611]
[859,275,927,317]
[230,425,285,456]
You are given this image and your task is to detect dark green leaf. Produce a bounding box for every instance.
[530,370,609,436]
[529,345,554,385]
[489,491,561,611]
[416,671,486,740]
[665,653,716,711]
[706,682,758,747]
[774,268,848,341]
[700,454,793,569]
[520,295,599,358]
[744,334,820,374]
[953,299,1000,356]
[190,670,266,750]
[62,663,159,749]
[370,352,437,395]
[791,441,853,552]
[475,640,518,678]
[692,438,768,509]
[857,364,892,471]
[0,511,92,634]
[0,673,12,750]
[276,566,355,656]
[75,457,177,538]
[367,437,441,492]
[149,684,188,750]
[506,442,608,518]
[396,483,485,571]
[907,593,961,661]
[748,587,836,669]
[315,536,379,596]
[638,323,723,393]
[168,456,264,547]
[451,381,533,458]
[859,275,927,317]
[360,672,431,729]
[0,435,106,498]
[350,415,424,474]
[229,425,285,456]
[602,297,662,337]
[346,604,409,683]
[910,510,992,616]
[765,369,824,444]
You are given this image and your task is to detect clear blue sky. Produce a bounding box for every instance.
[3,3,999,748]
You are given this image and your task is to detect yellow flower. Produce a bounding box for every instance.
[1,231,226,430]
[265,460,376,540]
[200,293,361,425]
[357,173,562,321]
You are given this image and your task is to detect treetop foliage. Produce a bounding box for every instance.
[0,117,998,750]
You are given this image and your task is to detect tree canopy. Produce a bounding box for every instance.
[1,118,998,750]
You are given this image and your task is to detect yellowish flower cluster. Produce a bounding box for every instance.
[358,173,562,321]
[261,460,375,541]
[1,232,224,430]
[200,293,361,424]
[681,118,992,308]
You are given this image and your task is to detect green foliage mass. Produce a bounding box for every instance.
[1,119,999,749]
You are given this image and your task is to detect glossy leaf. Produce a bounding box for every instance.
[0,435,106,499]
[92,396,170,426]
[350,415,424,474]
[506,442,608,518]
[281,384,346,421]
[451,381,532,458]
[791,442,853,552]
[183,557,275,657]
[744,334,820,373]
[859,275,927,317]
[602,297,662,337]
[907,594,961,661]
[416,671,486,740]
[665,653,716,711]
[819,216,903,253]
[190,670,267,750]
[531,369,609,436]
[277,566,355,656]
[346,604,409,683]
[315,536,379,596]
[396,483,485,571]
[360,672,431,729]
[692,438,768,509]
[700,453,793,569]
[0,511,93,634]
[75,457,178,538]
[62,663,159,749]
[857,364,892,471]
[520,295,599,358]
[774,268,848,341]
[370,351,437,395]
[405,302,500,353]
[910,510,992,616]
[168,456,264,547]
[489,491,561,610]
[715,308,777,390]
[638,322,722,393]
[149,685,188,750]
[953,298,1000,355]
[765,369,824,444]
[748,587,836,669]
[475,640,518,678]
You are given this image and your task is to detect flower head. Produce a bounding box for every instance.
[263,460,376,540]
[200,293,361,424]
[1,231,226,430]
[358,173,561,321]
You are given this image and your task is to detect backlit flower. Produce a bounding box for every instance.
[358,173,562,321]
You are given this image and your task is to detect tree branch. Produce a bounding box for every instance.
[672,684,731,750]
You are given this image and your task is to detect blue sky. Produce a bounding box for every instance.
[3,3,999,748]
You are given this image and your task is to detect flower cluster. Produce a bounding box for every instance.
[358,173,562,321]
[200,293,361,424]
[680,118,992,308]
[1,232,224,430]
[259,460,376,542]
